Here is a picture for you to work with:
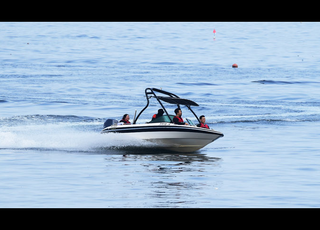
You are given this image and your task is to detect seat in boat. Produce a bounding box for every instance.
[147,115,175,123]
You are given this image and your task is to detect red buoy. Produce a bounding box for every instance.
[232,63,238,68]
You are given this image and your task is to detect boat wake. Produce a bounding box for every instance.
[0,122,157,153]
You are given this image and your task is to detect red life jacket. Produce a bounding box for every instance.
[120,119,131,124]
[152,114,157,119]
[173,116,184,123]
[200,123,209,129]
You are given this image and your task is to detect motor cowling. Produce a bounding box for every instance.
[103,119,118,128]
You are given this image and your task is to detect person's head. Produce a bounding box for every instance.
[174,108,182,116]
[122,114,130,121]
[199,115,206,124]
[158,109,164,116]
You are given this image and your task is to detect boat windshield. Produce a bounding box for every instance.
[148,115,175,123]
[186,118,195,126]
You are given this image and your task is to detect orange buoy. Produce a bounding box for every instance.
[232,63,238,68]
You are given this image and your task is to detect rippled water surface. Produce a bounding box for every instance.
[1,22,320,207]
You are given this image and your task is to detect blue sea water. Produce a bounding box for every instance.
[1,22,320,207]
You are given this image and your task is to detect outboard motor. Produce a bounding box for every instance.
[103,119,118,128]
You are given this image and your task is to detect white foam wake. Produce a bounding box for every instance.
[0,123,154,151]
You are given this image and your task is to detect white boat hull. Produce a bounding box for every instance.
[101,123,223,152]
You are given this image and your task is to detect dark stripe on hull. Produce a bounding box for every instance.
[102,126,224,136]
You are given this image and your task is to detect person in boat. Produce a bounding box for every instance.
[173,108,188,125]
[197,115,209,129]
[120,114,131,124]
[152,109,164,120]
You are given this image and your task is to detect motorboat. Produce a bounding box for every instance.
[101,88,224,152]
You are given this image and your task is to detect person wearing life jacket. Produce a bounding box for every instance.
[152,109,164,120]
[120,114,131,124]
[197,115,209,129]
[173,108,189,125]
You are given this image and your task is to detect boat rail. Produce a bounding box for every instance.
[133,88,200,125]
